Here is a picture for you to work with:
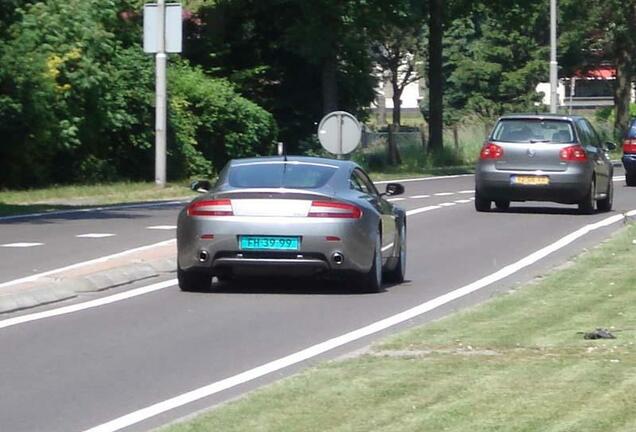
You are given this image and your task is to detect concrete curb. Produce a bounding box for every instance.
[0,257,177,315]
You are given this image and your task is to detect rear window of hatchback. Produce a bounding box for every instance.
[228,162,337,189]
[492,119,575,143]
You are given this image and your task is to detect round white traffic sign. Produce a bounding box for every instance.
[317,111,361,155]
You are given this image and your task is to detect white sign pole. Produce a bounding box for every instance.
[155,0,167,187]
[549,0,558,114]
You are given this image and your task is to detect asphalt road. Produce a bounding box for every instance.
[0,202,185,283]
[1,171,635,432]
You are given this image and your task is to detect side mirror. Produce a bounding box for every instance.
[190,180,212,193]
[385,183,404,197]
[605,141,617,151]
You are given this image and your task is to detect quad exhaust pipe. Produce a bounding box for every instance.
[332,252,344,265]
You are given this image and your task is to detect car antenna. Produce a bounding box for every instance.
[278,141,288,162]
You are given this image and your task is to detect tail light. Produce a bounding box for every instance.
[480,142,503,160]
[623,139,636,154]
[187,199,233,216]
[308,201,362,219]
[560,145,588,162]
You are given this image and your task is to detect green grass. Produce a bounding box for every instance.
[0,181,196,216]
[161,223,636,432]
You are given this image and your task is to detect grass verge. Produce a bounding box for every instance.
[0,182,196,216]
[162,223,636,432]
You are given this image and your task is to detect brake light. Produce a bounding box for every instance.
[480,142,503,160]
[559,145,588,162]
[187,199,233,216]
[623,139,636,154]
[308,201,362,219]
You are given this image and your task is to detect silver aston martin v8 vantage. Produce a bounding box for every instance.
[177,156,407,293]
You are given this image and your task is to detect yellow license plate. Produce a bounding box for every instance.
[511,175,550,186]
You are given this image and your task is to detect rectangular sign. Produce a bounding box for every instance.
[143,3,182,53]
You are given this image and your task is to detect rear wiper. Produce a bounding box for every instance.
[529,139,550,143]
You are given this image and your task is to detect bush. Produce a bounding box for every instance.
[0,0,277,188]
[168,63,278,177]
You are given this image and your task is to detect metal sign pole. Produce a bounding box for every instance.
[336,113,343,159]
[549,0,558,114]
[155,0,167,187]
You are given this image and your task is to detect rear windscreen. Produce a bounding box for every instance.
[492,119,575,143]
[228,162,337,189]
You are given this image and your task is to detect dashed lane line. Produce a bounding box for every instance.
[146,225,177,230]
[76,233,116,239]
[0,239,175,289]
[0,242,44,248]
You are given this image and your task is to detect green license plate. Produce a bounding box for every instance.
[239,236,300,251]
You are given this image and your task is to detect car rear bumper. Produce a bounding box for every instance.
[622,154,636,172]
[177,213,377,276]
[475,163,591,204]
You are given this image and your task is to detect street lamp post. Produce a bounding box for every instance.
[154,0,167,187]
[550,0,558,114]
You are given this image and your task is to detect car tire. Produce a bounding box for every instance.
[359,231,383,293]
[178,267,212,292]
[578,180,596,215]
[384,221,406,284]
[627,172,636,187]
[597,179,613,212]
[474,191,491,212]
[495,200,510,210]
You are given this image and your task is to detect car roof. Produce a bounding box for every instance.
[228,155,358,170]
[498,113,582,122]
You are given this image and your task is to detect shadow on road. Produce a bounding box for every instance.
[195,276,406,296]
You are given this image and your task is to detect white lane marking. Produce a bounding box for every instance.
[146,225,177,230]
[434,192,454,196]
[0,279,177,330]
[82,208,636,432]
[76,233,116,239]
[381,243,394,252]
[455,199,472,204]
[0,239,176,289]
[439,202,456,207]
[405,205,441,216]
[409,195,430,199]
[0,242,44,248]
[0,200,187,222]
[374,174,472,185]
[613,176,626,182]
[458,190,474,194]
[386,198,406,202]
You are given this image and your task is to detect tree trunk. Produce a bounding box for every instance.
[392,88,402,129]
[321,55,338,115]
[453,125,459,150]
[614,47,633,139]
[428,0,443,154]
[387,124,402,165]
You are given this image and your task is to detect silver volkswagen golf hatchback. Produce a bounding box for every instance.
[475,114,615,213]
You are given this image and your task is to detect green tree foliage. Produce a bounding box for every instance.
[560,0,636,137]
[168,63,277,176]
[185,0,376,152]
[441,1,548,126]
[0,0,276,188]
